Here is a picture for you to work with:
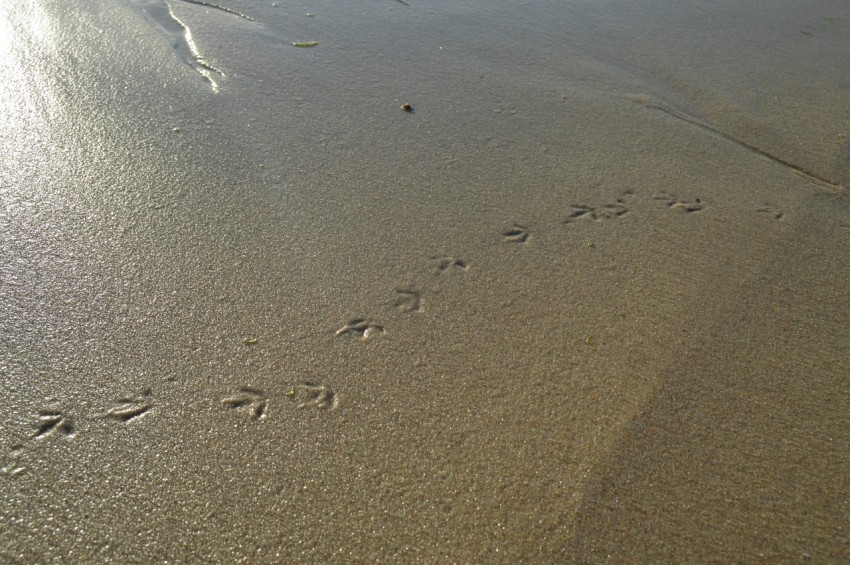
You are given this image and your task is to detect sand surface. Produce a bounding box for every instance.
[1,0,849,562]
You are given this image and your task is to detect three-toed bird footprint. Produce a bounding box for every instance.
[654,192,704,213]
[34,410,75,439]
[290,382,337,410]
[502,224,530,243]
[391,289,422,313]
[564,200,629,223]
[105,391,153,422]
[756,204,784,220]
[222,387,269,420]
[432,256,468,273]
[336,319,385,339]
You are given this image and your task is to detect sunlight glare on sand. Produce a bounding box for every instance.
[0,1,61,168]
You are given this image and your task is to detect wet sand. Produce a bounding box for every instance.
[1,0,849,562]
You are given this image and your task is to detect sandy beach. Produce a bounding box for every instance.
[2,0,849,561]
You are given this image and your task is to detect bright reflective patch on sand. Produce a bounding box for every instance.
[127,0,222,91]
[0,2,54,142]
[0,1,64,200]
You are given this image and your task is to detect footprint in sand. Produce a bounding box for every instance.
[288,382,337,410]
[564,200,629,223]
[502,224,530,243]
[432,256,468,273]
[34,410,75,439]
[222,387,269,420]
[105,390,153,422]
[756,204,784,220]
[391,289,422,313]
[336,319,385,339]
[653,192,704,213]
[1,446,26,477]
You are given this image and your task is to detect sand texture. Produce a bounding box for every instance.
[2,0,849,562]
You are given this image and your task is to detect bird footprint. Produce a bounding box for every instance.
[336,319,385,339]
[502,224,530,243]
[222,387,269,420]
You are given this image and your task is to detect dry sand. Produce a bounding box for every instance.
[1,0,849,562]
